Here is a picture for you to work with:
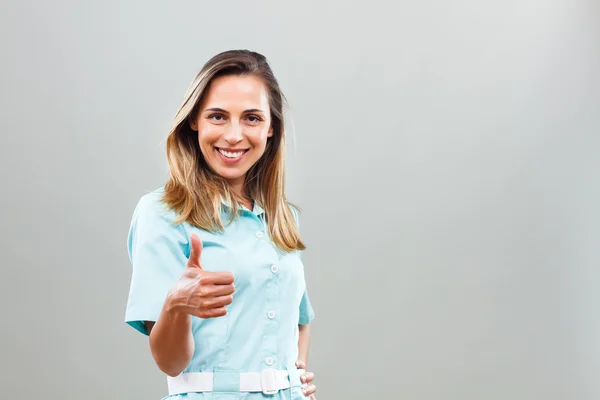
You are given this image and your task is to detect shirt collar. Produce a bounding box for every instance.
[220,196,265,217]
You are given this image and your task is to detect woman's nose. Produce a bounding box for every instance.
[223,122,243,144]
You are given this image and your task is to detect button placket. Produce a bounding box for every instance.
[263,253,281,368]
[263,275,279,366]
[255,213,282,369]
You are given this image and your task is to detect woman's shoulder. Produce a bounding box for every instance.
[127,186,189,263]
[131,186,178,225]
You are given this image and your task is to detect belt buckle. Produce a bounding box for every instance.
[260,368,278,395]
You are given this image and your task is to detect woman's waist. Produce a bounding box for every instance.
[185,348,300,373]
[191,322,298,360]
[167,367,305,397]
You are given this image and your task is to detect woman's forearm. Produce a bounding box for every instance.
[148,295,195,377]
[297,323,311,366]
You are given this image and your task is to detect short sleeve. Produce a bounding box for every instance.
[124,192,189,336]
[289,203,315,325]
[298,289,315,325]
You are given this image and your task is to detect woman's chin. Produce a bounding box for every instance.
[212,167,246,184]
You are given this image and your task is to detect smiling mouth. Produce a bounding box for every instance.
[216,147,249,160]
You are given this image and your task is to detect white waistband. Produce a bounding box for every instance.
[167,368,305,396]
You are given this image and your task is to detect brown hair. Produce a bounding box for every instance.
[162,50,305,252]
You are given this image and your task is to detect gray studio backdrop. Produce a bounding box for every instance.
[1,0,599,399]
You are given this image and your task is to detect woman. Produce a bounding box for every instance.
[124,50,317,400]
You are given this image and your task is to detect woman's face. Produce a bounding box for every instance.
[191,74,272,189]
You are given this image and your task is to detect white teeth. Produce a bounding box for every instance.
[218,149,244,158]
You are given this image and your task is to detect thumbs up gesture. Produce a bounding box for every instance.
[167,234,235,319]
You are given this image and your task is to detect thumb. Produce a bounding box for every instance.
[187,234,204,269]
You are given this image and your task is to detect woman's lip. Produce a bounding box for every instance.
[215,148,247,164]
[216,147,250,152]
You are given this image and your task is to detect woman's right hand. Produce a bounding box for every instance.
[166,234,235,318]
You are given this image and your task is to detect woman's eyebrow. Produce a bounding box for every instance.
[204,107,266,114]
[204,107,228,113]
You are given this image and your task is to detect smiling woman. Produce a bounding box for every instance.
[124,50,317,400]
[191,74,273,194]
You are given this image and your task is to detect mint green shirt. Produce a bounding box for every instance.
[124,187,315,399]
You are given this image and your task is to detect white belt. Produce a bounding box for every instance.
[167,368,304,395]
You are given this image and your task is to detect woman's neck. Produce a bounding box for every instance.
[227,177,253,210]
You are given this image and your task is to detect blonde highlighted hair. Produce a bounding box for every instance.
[162,49,305,252]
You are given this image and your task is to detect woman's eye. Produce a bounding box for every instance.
[208,114,225,122]
[247,115,262,123]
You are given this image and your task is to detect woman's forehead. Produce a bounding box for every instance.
[202,75,270,112]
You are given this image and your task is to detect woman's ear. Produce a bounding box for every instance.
[189,115,198,131]
[267,126,273,137]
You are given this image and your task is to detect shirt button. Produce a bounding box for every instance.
[265,357,274,366]
[267,311,276,319]
[256,231,264,238]
[271,265,279,274]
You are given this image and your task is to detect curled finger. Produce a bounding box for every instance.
[191,306,228,319]
[201,295,233,309]
[302,384,316,396]
[300,371,314,384]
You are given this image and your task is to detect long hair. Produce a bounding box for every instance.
[162,49,305,252]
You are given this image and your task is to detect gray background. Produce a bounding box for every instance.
[1,0,598,399]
